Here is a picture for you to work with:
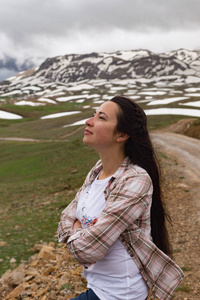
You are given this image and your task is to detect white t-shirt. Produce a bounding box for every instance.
[76,174,149,300]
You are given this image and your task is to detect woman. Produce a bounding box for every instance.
[58,96,184,300]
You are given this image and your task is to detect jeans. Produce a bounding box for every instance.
[71,289,100,300]
[71,289,148,300]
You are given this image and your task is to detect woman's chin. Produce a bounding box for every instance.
[83,136,90,145]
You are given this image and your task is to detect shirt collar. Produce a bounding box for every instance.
[89,156,131,183]
[112,156,131,179]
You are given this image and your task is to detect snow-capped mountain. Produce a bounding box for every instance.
[0,48,200,113]
[31,49,200,83]
[1,49,200,90]
[0,49,200,120]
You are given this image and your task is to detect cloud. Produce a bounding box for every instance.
[0,0,199,65]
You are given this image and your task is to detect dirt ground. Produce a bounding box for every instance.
[149,126,200,299]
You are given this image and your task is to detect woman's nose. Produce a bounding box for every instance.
[85,116,94,126]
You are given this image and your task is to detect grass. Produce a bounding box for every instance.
[176,285,191,293]
[60,283,72,290]
[181,266,193,272]
[1,100,83,117]
[0,102,94,140]
[0,139,98,276]
[157,151,168,159]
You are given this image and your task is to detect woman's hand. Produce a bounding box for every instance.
[73,219,82,231]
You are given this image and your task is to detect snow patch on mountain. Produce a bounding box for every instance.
[0,49,200,120]
[145,108,200,117]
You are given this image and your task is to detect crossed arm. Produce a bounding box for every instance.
[73,219,82,230]
[58,173,152,265]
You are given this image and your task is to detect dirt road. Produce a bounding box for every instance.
[152,132,200,217]
[150,131,200,299]
[151,132,200,181]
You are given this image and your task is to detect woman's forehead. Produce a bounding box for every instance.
[97,101,119,115]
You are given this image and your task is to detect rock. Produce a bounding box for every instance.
[0,241,7,247]
[38,245,55,260]
[0,244,86,299]
[6,264,26,286]
[33,275,43,284]
[1,270,12,282]
[49,242,55,248]
[9,258,16,264]
[23,275,35,282]
[30,282,39,291]
[57,273,70,289]
[48,290,57,299]
[41,266,55,276]
[25,267,39,277]
[5,285,24,299]
[33,243,47,252]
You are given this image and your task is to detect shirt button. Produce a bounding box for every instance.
[85,266,88,269]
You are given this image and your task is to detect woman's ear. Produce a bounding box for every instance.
[116,132,129,143]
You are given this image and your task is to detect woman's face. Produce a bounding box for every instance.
[83,101,120,151]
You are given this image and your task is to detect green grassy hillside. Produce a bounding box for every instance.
[0,137,98,276]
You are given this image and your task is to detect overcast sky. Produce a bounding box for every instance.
[0,0,199,66]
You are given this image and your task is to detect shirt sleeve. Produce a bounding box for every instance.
[57,188,81,243]
[67,172,152,264]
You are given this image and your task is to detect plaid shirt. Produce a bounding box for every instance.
[58,157,184,300]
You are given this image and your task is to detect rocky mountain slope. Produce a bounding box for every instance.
[0,49,200,93]
[30,49,200,82]
[0,49,200,122]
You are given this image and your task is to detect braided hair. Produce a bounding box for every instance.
[110,95,172,256]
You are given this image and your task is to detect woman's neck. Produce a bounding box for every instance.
[98,151,125,180]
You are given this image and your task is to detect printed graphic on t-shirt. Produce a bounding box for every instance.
[81,214,98,227]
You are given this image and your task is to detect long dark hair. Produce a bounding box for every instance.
[111,95,172,256]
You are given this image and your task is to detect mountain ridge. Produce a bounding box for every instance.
[26,48,200,82]
[0,49,200,89]
[0,48,200,116]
